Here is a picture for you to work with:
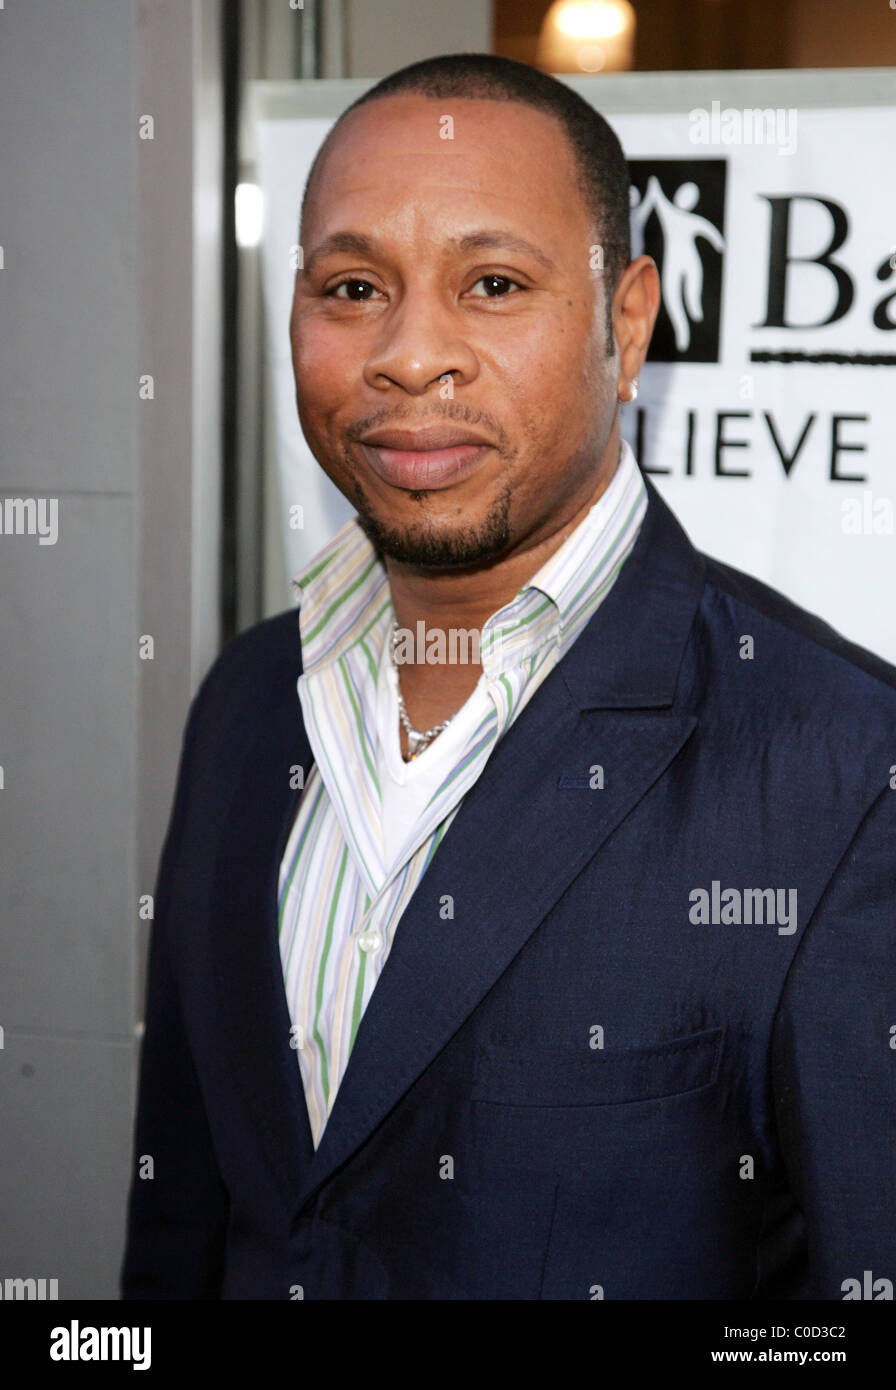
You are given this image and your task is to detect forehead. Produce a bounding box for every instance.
[303,93,588,240]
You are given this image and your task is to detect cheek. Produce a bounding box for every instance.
[292,323,360,416]
[490,315,609,444]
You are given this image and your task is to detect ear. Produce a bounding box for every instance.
[612,256,661,402]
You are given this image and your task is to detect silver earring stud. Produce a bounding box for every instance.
[630,378,639,402]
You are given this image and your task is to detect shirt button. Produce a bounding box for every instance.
[357,931,382,953]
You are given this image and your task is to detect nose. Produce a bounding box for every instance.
[362,288,480,396]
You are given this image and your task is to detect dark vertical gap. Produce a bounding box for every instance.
[315,0,325,77]
[293,0,304,75]
[220,0,241,645]
[342,0,352,77]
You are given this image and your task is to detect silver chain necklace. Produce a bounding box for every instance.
[390,620,453,759]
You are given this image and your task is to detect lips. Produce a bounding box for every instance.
[357,425,494,491]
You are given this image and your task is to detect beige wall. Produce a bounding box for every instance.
[789,0,896,67]
[495,0,896,71]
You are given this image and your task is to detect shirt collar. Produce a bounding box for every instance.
[518,438,642,615]
[478,438,646,669]
[290,519,392,678]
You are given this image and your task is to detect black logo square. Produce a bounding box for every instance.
[628,159,727,363]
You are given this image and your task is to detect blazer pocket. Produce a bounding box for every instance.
[472,1027,722,1108]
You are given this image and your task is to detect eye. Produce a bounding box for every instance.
[468,274,523,298]
[326,279,382,301]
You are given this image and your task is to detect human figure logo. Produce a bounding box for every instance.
[628,159,728,362]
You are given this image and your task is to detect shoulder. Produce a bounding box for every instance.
[699,553,896,721]
[686,555,896,860]
[185,608,303,752]
[199,608,302,701]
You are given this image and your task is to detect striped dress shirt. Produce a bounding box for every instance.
[278,440,648,1146]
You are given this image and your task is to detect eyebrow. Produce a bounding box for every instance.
[450,231,558,274]
[302,229,558,277]
[302,232,378,278]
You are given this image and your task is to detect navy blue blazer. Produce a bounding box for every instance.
[120,476,896,1300]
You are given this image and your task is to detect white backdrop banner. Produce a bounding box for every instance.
[256,94,896,662]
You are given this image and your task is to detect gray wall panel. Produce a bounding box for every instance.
[0,1033,134,1300]
[0,0,138,495]
[0,0,220,1299]
[0,494,137,1037]
[346,0,491,79]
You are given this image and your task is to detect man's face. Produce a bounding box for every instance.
[291,94,622,570]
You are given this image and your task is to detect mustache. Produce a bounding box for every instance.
[346,402,509,450]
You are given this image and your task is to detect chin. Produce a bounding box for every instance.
[346,473,513,570]
[356,513,509,570]
[352,503,507,574]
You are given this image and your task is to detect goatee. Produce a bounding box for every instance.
[351,477,514,571]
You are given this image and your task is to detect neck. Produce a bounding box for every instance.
[384,430,622,749]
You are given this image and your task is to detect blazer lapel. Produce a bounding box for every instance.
[296,477,707,1211]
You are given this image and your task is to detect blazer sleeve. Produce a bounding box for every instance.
[120,683,230,1299]
[771,783,896,1299]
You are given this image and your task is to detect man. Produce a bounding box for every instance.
[121,54,896,1300]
